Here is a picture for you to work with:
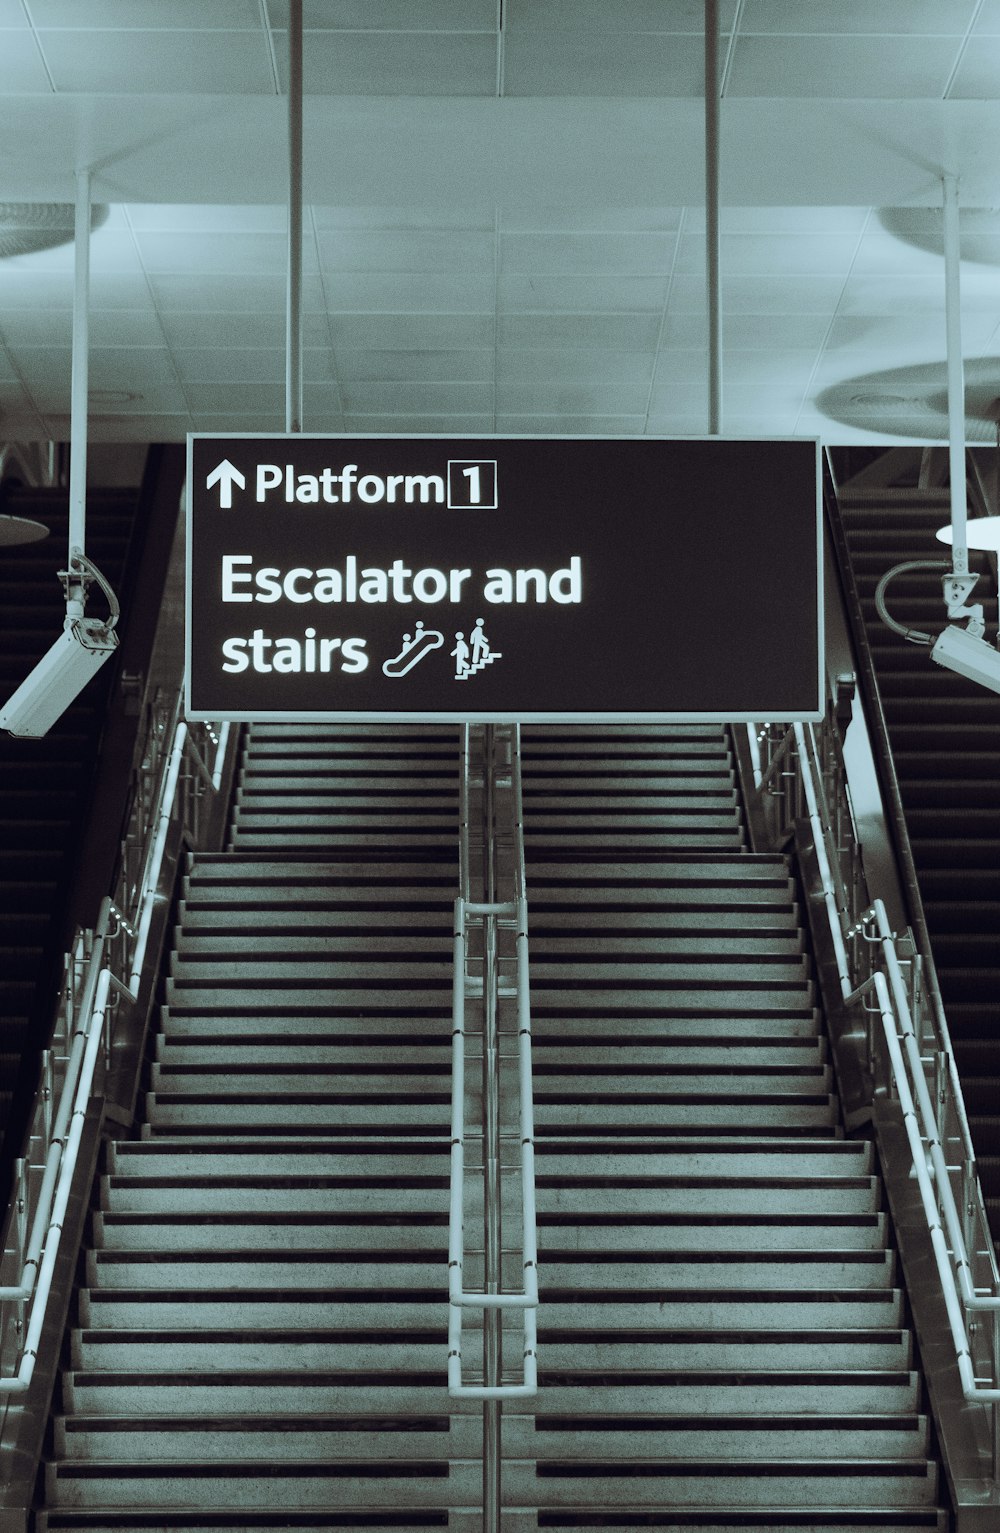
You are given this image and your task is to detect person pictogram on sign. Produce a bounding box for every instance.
[453,620,502,680]
[451,632,471,680]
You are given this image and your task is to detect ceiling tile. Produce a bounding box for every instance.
[498,313,663,350]
[654,351,709,385]
[335,350,493,382]
[89,347,179,389]
[495,381,649,414]
[664,313,832,348]
[497,349,654,385]
[502,232,676,275]
[837,273,1000,315]
[331,314,493,349]
[134,230,292,276]
[345,413,495,433]
[195,412,288,432]
[646,413,719,436]
[185,381,286,414]
[504,31,702,95]
[726,34,958,97]
[667,272,848,314]
[825,313,999,354]
[127,204,287,233]
[0,2,29,24]
[323,272,494,311]
[318,228,493,272]
[267,0,497,28]
[312,206,493,231]
[676,230,861,275]
[949,37,1000,95]
[502,208,683,232]
[499,274,669,311]
[495,415,647,436]
[0,31,53,90]
[273,31,496,94]
[740,0,978,34]
[505,1,736,32]
[973,0,1000,30]
[340,381,493,413]
[171,346,284,384]
[39,29,275,94]
[145,275,288,312]
[31,0,262,25]
[157,311,286,350]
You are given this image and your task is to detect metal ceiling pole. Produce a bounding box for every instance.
[942,175,968,576]
[67,167,91,618]
[286,0,304,434]
[705,0,722,435]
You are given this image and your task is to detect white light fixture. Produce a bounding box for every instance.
[936,516,1000,552]
[0,617,117,738]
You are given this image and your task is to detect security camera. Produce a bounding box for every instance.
[0,617,118,737]
[930,624,1000,696]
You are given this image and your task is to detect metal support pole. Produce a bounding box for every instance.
[68,167,91,617]
[705,0,722,435]
[286,0,304,434]
[482,723,501,1533]
[943,174,968,577]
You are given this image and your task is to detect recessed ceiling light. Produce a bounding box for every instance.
[0,203,108,260]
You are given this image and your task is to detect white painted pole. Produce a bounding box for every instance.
[943,174,968,577]
[705,0,722,435]
[68,168,91,618]
[286,0,304,434]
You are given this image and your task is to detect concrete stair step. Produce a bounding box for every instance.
[93,1212,886,1255]
[61,1369,923,1418]
[151,1040,824,1070]
[99,1177,877,1217]
[84,1249,896,1291]
[108,1138,871,1177]
[51,1411,928,1463]
[43,1459,938,1513]
[80,1289,902,1330]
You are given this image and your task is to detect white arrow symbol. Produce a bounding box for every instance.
[206,459,246,509]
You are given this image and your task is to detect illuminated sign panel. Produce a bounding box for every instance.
[185,435,822,723]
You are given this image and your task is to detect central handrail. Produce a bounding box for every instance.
[447,723,538,1400]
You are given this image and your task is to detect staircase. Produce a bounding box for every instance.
[508,722,948,1530]
[39,721,950,1531]
[836,485,1000,1236]
[0,484,136,1178]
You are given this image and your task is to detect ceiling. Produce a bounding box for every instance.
[1,0,1000,445]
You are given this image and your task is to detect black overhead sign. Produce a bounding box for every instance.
[185,435,822,723]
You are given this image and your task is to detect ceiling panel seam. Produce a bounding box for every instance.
[19,0,56,93]
[121,203,195,435]
[642,209,688,437]
[309,201,345,428]
[258,0,281,96]
[792,208,874,440]
[943,0,985,99]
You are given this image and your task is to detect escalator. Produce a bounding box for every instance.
[0,483,136,1178]
[38,722,950,1531]
[835,482,1000,1235]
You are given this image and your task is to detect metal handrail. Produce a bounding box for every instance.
[751,715,1000,1413]
[0,695,231,1394]
[447,724,538,1400]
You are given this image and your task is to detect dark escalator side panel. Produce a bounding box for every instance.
[0,483,136,1187]
[837,486,1000,1232]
